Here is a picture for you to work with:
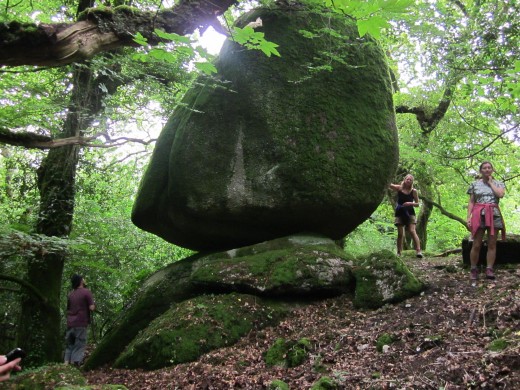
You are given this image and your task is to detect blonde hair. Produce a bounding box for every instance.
[401,174,414,191]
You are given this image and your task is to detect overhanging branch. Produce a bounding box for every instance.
[420,194,467,227]
[0,0,237,67]
[0,127,156,149]
[395,73,462,134]
[0,274,49,305]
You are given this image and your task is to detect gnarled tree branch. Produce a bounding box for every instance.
[420,194,466,227]
[0,274,49,306]
[395,73,462,134]
[0,0,237,67]
[0,127,156,149]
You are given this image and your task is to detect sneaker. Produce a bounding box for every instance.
[416,251,423,258]
[397,252,401,257]
[470,268,479,281]
[485,268,496,280]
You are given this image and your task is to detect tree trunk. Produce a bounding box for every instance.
[17,253,69,364]
[16,58,120,364]
[416,191,433,250]
[17,121,81,364]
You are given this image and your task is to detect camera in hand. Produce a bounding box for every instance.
[5,348,26,363]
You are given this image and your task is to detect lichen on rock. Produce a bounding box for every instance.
[190,235,355,296]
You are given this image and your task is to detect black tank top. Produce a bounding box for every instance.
[396,190,416,216]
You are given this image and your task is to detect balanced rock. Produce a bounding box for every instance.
[132,4,398,251]
[84,235,424,370]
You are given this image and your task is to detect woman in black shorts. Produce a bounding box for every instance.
[389,174,423,258]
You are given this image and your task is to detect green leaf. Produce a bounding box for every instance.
[259,41,281,57]
[195,62,218,75]
[378,0,415,14]
[133,32,148,46]
[131,52,148,62]
[299,29,319,39]
[232,27,281,57]
[177,46,196,57]
[154,29,191,44]
[357,16,389,38]
[148,48,177,62]
[233,26,256,45]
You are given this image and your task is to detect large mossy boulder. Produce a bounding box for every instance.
[131,4,398,251]
[114,293,288,369]
[84,235,354,369]
[85,236,424,370]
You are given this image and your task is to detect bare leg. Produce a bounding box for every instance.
[486,233,498,268]
[396,225,405,255]
[469,229,485,268]
[408,223,422,252]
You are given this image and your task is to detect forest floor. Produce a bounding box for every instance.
[84,255,520,389]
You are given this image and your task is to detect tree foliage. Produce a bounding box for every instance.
[368,0,518,250]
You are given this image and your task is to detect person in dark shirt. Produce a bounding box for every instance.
[64,274,95,366]
[389,174,423,258]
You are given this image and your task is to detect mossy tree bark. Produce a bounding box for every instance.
[0,0,236,67]
[16,57,122,366]
[18,116,73,364]
[17,140,80,365]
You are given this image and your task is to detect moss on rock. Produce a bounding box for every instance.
[1,363,86,389]
[191,235,355,296]
[132,4,398,251]
[84,253,205,370]
[352,250,424,309]
[114,293,288,369]
[310,376,339,389]
[376,333,397,352]
[268,380,290,390]
[86,240,425,370]
[487,338,509,352]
